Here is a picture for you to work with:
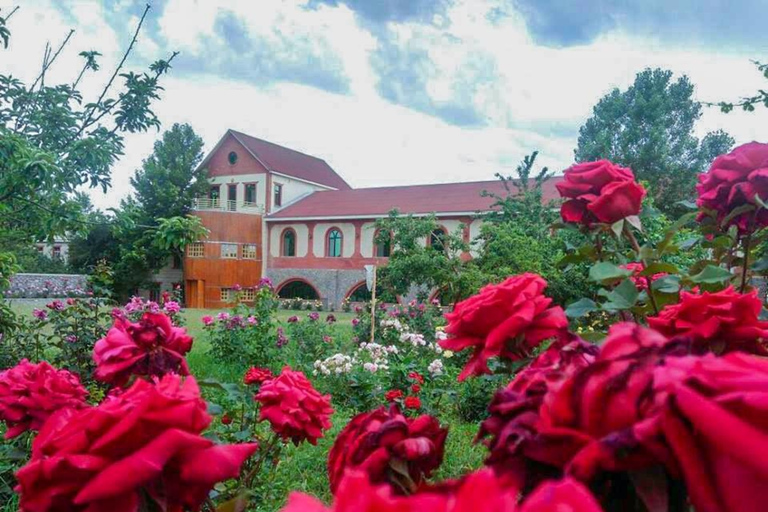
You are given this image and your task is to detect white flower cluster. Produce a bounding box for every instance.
[399,332,427,347]
[435,329,448,341]
[380,318,405,331]
[357,342,397,372]
[313,353,354,376]
[428,359,444,376]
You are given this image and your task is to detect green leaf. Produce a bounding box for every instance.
[721,203,755,227]
[689,265,733,284]
[206,402,224,415]
[639,262,679,276]
[216,493,249,512]
[625,215,643,231]
[751,256,768,272]
[611,219,625,238]
[675,200,698,210]
[651,275,681,294]
[602,279,640,311]
[589,262,633,284]
[658,212,696,253]
[678,237,699,250]
[565,298,600,318]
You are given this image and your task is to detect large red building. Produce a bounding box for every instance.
[180,129,562,308]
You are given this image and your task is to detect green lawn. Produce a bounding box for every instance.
[4,302,486,511]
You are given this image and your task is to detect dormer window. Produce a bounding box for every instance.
[228,151,238,165]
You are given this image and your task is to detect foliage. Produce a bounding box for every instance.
[0,5,176,288]
[129,122,208,221]
[575,68,734,215]
[708,60,768,112]
[375,211,475,305]
[203,286,280,366]
[474,152,593,306]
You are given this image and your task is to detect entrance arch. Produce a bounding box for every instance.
[276,278,321,300]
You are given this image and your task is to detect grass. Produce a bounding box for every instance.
[3,302,487,511]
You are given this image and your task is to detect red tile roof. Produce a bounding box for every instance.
[230,130,352,190]
[268,178,563,219]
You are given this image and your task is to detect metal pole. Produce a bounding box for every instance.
[370,266,377,343]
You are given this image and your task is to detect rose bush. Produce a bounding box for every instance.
[328,405,447,494]
[14,374,257,512]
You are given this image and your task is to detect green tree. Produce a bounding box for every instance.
[129,123,207,221]
[104,123,208,298]
[0,5,176,290]
[474,152,592,305]
[575,68,734,215]
[374,212,479,305]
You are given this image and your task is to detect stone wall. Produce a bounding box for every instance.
[268,268,366,309]
[5,273,89,298]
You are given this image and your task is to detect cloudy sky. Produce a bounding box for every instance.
[3,0,767,209]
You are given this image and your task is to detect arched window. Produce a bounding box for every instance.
[327,229,343,257]
[429,227,447,251]
[281,229,296,257]
[374,229,391,258]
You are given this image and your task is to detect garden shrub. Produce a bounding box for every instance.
[203,284,279,366]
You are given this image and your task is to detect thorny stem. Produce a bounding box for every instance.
[741,230,752,293]
[624,225,660,316]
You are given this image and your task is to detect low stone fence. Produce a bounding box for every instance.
[4,273,89,299]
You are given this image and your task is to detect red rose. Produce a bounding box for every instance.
[284,469,601,512]
[696,141,768,231]
[221,413,233,425]
[328,405,447,494]
[441,273,567,380]
[648,286,768,355]
[519,478,603,512]
[411,383,421,394]
[557,160,646,225]
[15,374,257,512]
[478,333,598,483]
[652,352,768,512]
[385,389,404,402]
[404,396,421,410]
[620,262,667,291]
[255,366,333,445]
[408,371,424,384]
[537,324,681,478]
[93,312,193,386]
[0,359,88,439]
[244,366,274,385]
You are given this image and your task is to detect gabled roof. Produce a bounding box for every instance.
[267,178,563,220]
[228,130,352,190]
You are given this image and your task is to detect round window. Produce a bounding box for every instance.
[228,151,238,165]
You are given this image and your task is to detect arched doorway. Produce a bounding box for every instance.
[276,279,320,300]
[346,281,372,302]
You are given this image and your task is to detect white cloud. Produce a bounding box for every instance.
[1,0,766,213]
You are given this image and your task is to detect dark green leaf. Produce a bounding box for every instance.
[589,262,633,284]
[689,265,733,284]
[565,298,600,318]
[602,279,639,311]
[651,275,681,294]
[639,262,679,276]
